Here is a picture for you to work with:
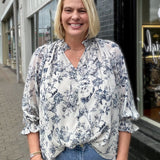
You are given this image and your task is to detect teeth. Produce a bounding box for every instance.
[71,24,81,27]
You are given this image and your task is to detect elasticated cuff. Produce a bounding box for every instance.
[118,118,139,133]
[21,123,40,135]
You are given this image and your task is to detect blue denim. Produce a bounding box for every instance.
[55,144,111,160]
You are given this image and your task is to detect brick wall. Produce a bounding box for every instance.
[96,0,114,40]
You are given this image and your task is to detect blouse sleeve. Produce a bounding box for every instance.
[21,45,47,135]
[111,43,140,133]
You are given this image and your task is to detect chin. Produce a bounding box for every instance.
[70,31,86,36]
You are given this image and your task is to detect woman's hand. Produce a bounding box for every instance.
[27,132,42,160]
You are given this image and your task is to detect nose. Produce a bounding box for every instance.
[71,11,80,20]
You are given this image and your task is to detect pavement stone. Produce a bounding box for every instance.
[0,65,29,160]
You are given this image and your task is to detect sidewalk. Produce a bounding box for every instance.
[0,65,29,160]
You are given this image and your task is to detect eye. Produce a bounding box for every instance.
[65,9,72,12]
[79,9,87,13]
[80,10,86,13]
[64,7,72,13]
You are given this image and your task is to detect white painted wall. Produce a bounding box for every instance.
[19,0,32,82]
[20,0,52,82]
[27,0,52,17]
[0,23,2,64]
[0,0,11,17]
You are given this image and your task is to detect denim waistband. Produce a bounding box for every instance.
[74,143,89,151]
[56,143,110,160]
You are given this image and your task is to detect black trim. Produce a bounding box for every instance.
[114,0,137,101]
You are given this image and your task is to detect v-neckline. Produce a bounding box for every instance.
[60,38,91,69]
[63,49,85,69]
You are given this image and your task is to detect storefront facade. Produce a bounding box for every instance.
[0,0,22,82]
[20,0,58,81]
[134,1,160,159]
[0,0,58,82]
[137,0,160,125]
[96,0,160,159]
[0,0,15,67]
[0,0,160,159]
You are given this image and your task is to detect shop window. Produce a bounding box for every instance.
[3,2,21,71]
[31,0,57,51]
[141,0,160,123]
[5,16,16,67]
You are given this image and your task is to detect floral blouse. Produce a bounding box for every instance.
[21,38,139,160]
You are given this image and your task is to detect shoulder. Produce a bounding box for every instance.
[33,40,61,56]
[31,40,62,62]
[95,38,123,58]
[95,38,120,50]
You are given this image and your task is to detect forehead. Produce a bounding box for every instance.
[62,0,85,8]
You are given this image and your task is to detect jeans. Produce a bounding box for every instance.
[55,144,111,160]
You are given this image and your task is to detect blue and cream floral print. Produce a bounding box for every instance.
[22,38,139,160]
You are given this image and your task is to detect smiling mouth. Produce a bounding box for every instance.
[70,23,83,28]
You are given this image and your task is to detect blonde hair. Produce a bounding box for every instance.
[54,0,100,39]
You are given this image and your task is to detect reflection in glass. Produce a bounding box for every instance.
[31,0,58,50]
[142,25,160,123]
[142,0,160,24]
[38,0,57,46]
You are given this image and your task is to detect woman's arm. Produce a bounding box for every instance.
[116,131,131,160]
[27,132,43,160]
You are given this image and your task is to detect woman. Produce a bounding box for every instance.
[21,0,139,160]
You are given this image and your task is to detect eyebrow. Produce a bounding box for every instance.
[63,6,86,10]
[63,7,72,9]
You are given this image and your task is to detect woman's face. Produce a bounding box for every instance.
[61,0,89,40]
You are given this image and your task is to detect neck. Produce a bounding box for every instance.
[65,36,86,50]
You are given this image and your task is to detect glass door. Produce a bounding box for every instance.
[137,0,160,123]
